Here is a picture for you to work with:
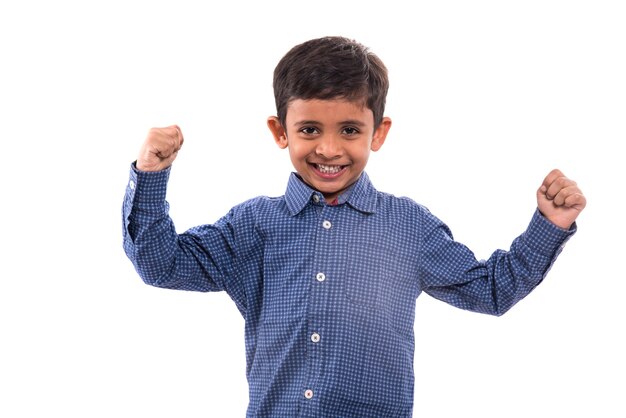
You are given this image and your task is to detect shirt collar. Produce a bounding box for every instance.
[285,172,378,216]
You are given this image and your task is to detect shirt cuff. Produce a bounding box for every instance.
[521,209,577,258]
[126,161,172,204]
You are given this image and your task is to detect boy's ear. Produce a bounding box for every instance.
[370,117,392,152]
[267,116,288,149]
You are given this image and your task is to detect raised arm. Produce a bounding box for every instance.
[122,126,230,293]
[420,170,585,316]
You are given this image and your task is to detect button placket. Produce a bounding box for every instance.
[303,207,336,408]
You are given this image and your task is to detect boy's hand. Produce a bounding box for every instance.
[136,125,184,172]
[537,169,586,229]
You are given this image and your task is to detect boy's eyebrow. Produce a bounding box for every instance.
[293,120,321,126]
[339,119,367,127]
[293,119,367,127]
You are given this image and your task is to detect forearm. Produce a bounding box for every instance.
[491,209,575,312]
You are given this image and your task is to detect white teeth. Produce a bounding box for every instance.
[317,164,342,174]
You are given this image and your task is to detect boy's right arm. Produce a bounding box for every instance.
[122,126,230,294]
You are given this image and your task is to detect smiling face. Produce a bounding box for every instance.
[268,98,391,202]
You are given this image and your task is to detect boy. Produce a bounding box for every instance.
[122,36,586,417]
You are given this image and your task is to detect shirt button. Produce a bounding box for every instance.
[129,180,136,190]
[322,220,332,229]
[311,333,320,343]
[312,194,320,203]
[304,389,314,399]
[316,273,326,282]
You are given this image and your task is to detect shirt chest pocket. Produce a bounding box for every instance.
[342,241,405,311]
[342,237,418,317]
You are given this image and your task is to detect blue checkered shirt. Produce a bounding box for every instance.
[122,165,575,417]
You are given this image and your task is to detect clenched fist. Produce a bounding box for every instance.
[537,169,586,229]
[136,125,184,172]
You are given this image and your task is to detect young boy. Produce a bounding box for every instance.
[122,36,586,417]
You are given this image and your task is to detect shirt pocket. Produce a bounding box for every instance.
[342,240,418,332]
[342,241,395,310]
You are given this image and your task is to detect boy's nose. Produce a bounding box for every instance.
[315,135,342,159]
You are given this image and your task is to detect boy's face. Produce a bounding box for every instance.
[268,98,391,202]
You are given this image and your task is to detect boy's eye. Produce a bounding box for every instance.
[342,127,359,135]
[300,127,318,135]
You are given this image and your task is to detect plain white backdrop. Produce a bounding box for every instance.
[1,1,624,416]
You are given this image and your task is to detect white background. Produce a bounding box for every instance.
[1,1,624,417]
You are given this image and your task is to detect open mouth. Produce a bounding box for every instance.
[315,163,344,174]
[311,163,348,178]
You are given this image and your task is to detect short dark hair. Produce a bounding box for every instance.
[272,36,389,128]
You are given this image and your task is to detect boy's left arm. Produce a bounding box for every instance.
[420,169,586,316]
[536,168,586,230]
